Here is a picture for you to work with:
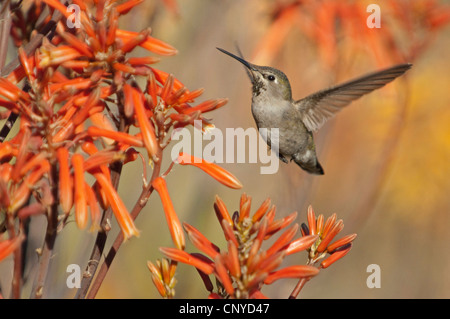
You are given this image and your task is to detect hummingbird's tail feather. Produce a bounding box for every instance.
[294,159,324,175]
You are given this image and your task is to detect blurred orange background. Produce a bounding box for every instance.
[4,0,449,298]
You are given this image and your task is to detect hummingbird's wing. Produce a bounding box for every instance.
[294,63,412,132]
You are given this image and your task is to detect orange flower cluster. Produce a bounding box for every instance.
[0,0,232,264]
[300,205,356,269]
[255,0,450,67]
[155,194,356,298]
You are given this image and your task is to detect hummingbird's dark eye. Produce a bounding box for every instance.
[268,75,276,81]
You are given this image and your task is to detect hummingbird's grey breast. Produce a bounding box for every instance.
[251,95,321,173]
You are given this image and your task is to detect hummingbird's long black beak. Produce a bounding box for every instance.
[217,47,255,71]
[217,47,257,83]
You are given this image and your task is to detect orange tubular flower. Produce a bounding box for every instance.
[0,143,14,162]
[85,182,101,231]
[72,154,88,229]
[41,0,73,19]
[225,240,241,278]
[180,98,228,115]
[307,205,317,235]
[0,180,11,209]
[80,141,114,211]
[251,198,271,223]
[120,29,151,54]
[327,233,357,253]
[39,45,82,67]
[177,153,242,189]
[93,170,139,240]
[56,26,94,58]
[159,247,214,275]
[150,68,185,92]
[316,219,344,253]
[6,64,26,85]
[9,160,50,213]
[123,83,135,118]
[264,265,320,285]
[214,255,235,296]
[265,211,298,237]
[285,234,318,255]
[49,78,93,93]
[88,113,117,145]
[131,86,159,162]
[183,223,219,259]
[145,70,158,107]
[116,30,178,56]
[128,57,160,66]
[87,126,144,148]
[152,177,185,250]
[116,0,144,15]
[160,74,174,103]
[213,195,233,226]
[19,152,48,177]
[321,244,353,269]
[18,47,35,82]
[112,62,136,74]
[266,224,299,257]
[83,151,125,172]
[147,261,168,298]
[0,79,20,102]
[0,234,25,263]
[177,88,204,104]
[0,99,18,113]
[10,127,31,183]
[57,148,73,215]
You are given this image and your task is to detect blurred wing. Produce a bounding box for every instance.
[295,63,412,132]
[234,43,253,81]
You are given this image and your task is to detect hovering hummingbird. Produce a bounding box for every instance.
[217,47,412,175]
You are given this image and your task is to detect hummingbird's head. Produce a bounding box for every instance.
[217,48,292,101]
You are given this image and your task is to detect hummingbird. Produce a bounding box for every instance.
[217,47,412,175]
